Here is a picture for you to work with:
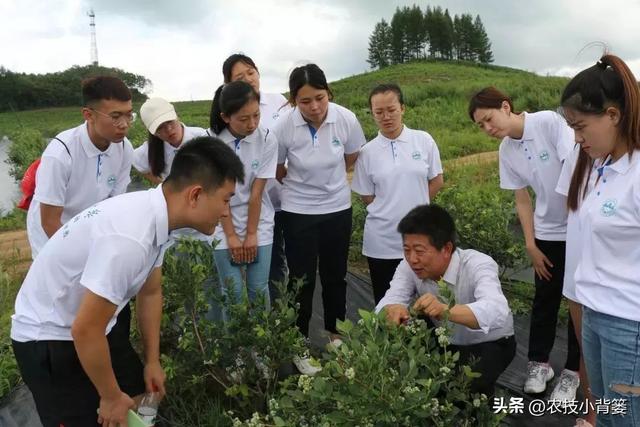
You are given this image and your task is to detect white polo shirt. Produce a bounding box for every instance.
[212,126,278,249]
[12,186,170,342]
[352,126,443,259]
[555,145,600,302]
[26,122,134,258]
[499,111,575,241]
[274,102,365,214]
[375,248,514,345]
[574,150,640,321]
[132,124,207,179]
[259,92,291,212]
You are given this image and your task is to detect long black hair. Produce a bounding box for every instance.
[562,54,640,211]
[147,133,167,177]
[209,81,260,134]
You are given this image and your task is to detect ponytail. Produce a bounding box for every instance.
[208,81,260,135]
[147,132,166,177]
[563,53,640,210]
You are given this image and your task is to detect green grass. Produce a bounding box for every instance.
[0,60,570,179]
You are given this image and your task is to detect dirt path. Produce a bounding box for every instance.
[0,150,499,276]
[0,229,31,276]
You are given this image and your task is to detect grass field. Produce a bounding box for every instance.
[0,59,569,179]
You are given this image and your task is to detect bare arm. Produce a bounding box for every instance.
[72,291,135,425]
[39,203,63,238]
[276,164,287,184]
[360,195,375,205]
[428,174,444,201]
[136,267,166,395]
[243,178,267,263]
[345,152,359,172]
[141,172,163,186]
[514,188,553,280]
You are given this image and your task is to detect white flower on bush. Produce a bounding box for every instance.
[388,368,398,379]
[297,374,313,393]
[439,366,451,376]
[402,385,419,394]
[345,367,356,381]
[473,398,481,408]
[435,326,450,347]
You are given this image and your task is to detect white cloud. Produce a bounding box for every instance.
[3,0,640,101]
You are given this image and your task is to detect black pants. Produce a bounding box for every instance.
[281,208,352,336]
[11,304,144,427]
[528,239,580,371]
[367,257,402,304]
[268,210,288,303]
[450,335,517,400]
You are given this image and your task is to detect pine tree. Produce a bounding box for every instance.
[390,7,410,64]
[473,15,494,63]
[442,9,454,60]
[367,19,393,69]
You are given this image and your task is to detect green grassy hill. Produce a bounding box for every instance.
[0,60,570,178]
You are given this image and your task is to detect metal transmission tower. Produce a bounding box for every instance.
[87,9,99,66]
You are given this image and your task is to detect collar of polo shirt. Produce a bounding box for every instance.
[218,127,261,144]
[608,151,633,175]
[292,102,338,127]
[378,125,409,146]
[151,185,170,246]
[80,121,118,157]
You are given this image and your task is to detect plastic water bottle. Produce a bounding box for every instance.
[137,387,160,426]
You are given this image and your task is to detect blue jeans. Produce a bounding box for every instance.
[582,307,640,426]
[212,244,272,318]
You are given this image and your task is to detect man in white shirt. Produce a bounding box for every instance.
[11,137,244,427]
[27,76,135,259]
[376,204,515,398]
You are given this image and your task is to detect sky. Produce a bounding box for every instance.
[1,0,640,102]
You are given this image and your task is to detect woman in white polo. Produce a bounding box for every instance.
[352,83,443,304]
[134,98,207,184]
[561,54,640,427]
[221,53,291,296]
[469,87,581,400]
[209,80,278,311]
[273,63,365,345]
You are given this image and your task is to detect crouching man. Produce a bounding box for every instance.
[11,137,244,427]
[376,204,516,398]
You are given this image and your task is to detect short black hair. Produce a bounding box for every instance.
[368,83,404,109]
[81,76,132,107]
[165,136,244,192]
[397,204,457,251]
[222,53,258,84]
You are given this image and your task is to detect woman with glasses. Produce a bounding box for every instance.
[134,98,207,185]
[352,83,443,304]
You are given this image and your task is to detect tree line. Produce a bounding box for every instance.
[0,65,150,112]
[367,5,494,69]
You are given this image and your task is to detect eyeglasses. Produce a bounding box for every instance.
[372,109,401,119]
[90,108,137,126]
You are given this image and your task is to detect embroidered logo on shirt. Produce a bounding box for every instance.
[539,151,550,162]
[107,174,117,187]
[251,160,260,169]
[272,112,279,120]
[331,138,341,147]
[412,151,422,160]
[601,199,617,217]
